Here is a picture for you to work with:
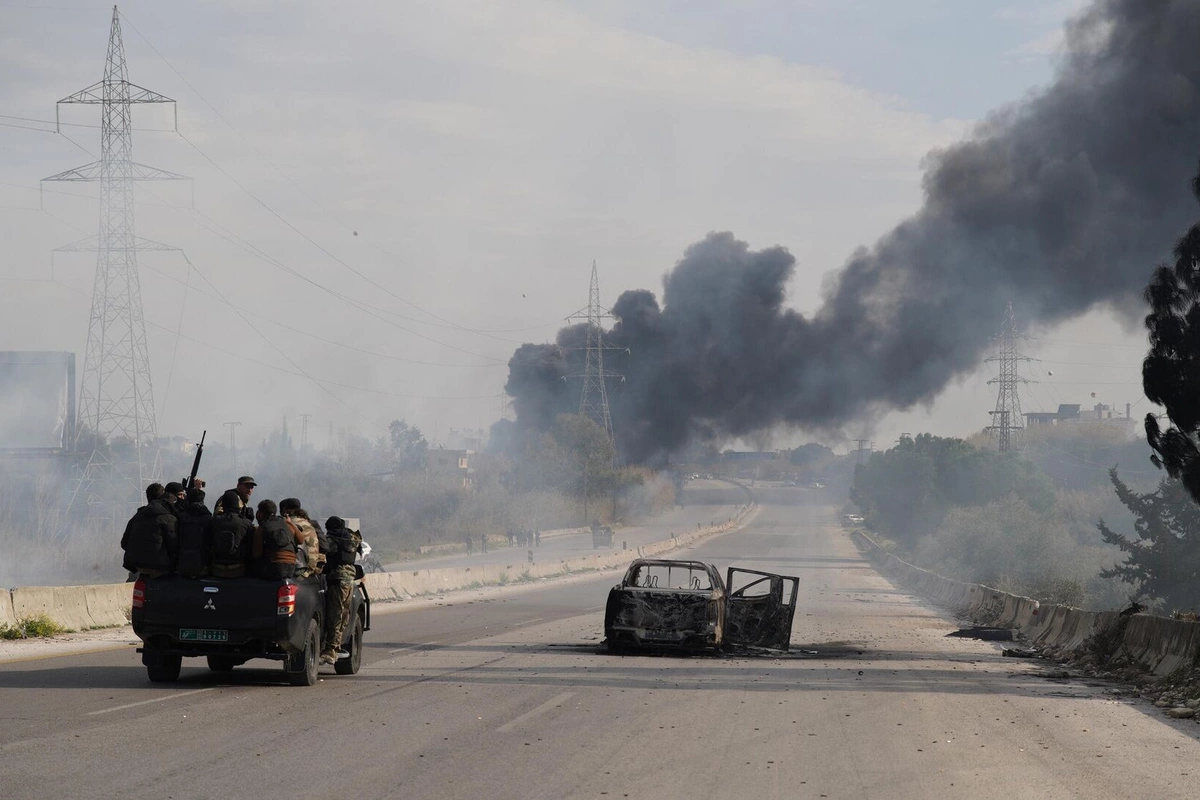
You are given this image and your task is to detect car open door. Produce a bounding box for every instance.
[724,568,798,650]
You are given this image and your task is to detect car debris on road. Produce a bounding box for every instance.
[603,558,798,654]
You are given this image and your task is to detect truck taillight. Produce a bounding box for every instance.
[132,579,146,609]
[277,584,298,616]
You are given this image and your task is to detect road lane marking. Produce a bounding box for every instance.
[496,691,575,732]
[388,640,442,654]
[513,617,545,627]
[88,687,216,716]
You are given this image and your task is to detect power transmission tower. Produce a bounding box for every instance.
[49,6,187,528]
[565,261,625,525]
[986,302,1035,453]
[566,261,622,452]
[299,413,312,454]
[224,421,242,474]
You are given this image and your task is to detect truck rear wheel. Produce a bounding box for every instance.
[146,654,182,683]
[334,614,364,675]
[286,618,320,686]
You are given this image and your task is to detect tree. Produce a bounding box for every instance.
[388,419,428,472]
[790,443,833,467]
[1097,469,1200,612]
[1143,163,1200,504]
[850,433,1053,545]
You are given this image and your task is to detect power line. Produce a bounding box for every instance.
[118,9,556,343]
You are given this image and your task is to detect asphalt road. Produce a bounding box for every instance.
[2,494,1198,800]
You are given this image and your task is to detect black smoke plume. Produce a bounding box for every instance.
[505,0,1200,463]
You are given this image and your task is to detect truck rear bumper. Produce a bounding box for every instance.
[137,630,296,661]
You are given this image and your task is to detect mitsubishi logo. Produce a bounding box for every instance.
[203,599,216,610]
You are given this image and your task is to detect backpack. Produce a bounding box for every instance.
[121,499,177,574]
[253,517,297,580]
[210,511,252,578]
[176,505,213,578]
[326,528,361,570]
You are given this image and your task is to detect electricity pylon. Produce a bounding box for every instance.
[48,6,187,528]
[566,261,623,455]
[986,302,1036,453]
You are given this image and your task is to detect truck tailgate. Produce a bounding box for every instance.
[137,575,284,645]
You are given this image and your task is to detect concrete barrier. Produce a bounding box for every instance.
[84,583,134,628]
[1121,614,1200,676]
[11,585,95,631]
[863,537,1200,676]
[0,590,17,630]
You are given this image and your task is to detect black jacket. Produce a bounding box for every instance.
[175,500,213,577]
[120,499,178,573]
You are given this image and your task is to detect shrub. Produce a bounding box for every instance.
[0,614,70,639]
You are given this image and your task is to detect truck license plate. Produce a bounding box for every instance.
[180,628,228,642]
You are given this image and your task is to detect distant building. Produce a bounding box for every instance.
[721,450,785,463]
[427,448,475,488]
[1024,402,1136,436]
[445,427,486,452]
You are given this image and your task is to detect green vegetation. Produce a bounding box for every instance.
[852,433,1131,609]
[851,433,1052,547]
[1097,469,1200,613]
[0,614,71,640]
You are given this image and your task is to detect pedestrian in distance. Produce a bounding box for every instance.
[464,533,473,556]
[480,533,488,554]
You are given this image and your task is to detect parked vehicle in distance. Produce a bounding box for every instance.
[603,559,798,653]
[592,525,614,549]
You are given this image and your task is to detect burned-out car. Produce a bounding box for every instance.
[603,559,798,653]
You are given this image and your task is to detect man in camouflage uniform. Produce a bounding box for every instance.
[321,516,361,664]
[279,497,324,579]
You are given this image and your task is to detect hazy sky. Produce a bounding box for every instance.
[1,0,1144,453]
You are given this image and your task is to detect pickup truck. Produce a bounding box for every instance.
[130,566,371,686]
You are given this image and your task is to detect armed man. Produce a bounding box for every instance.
[280,497,325,579]
[321,516,361,664]
[120,483,178,578]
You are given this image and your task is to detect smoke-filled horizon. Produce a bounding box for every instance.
[504,0,1200,463]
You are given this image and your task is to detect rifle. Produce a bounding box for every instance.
[184,430,206,493]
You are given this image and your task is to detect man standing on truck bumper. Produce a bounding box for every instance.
[321,516,360,664]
